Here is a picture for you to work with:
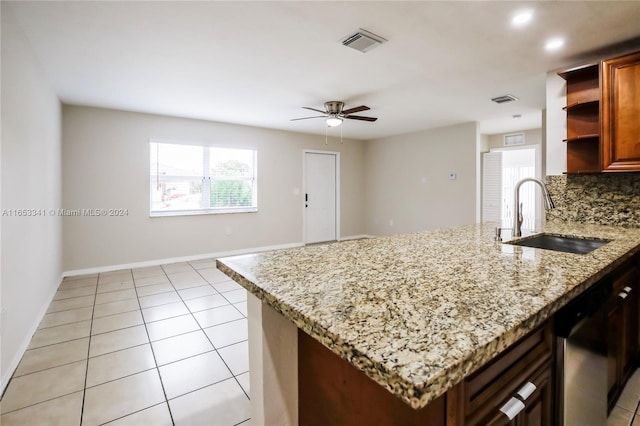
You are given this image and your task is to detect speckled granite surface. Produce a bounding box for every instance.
[546,174,640,227]
[217,222,640,409]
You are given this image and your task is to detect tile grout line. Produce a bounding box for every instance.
[3,263,248,424]
[134,268,176,426]
[1,390,83,416]
[193,266,247,319]
[79,274,101,426]
[36,284,244,333]
[23,333,89,352]
[192,265,250,400]
[95,402,168,426]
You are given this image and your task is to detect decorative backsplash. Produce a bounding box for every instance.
[545,174,640,228]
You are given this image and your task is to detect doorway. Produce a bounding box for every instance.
[303,151,339,244]
[482,146,540,230]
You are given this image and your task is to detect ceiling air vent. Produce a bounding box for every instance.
[340,29,387,53]
[491,94,519,104]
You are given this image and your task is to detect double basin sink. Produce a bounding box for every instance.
[507,233,610,255]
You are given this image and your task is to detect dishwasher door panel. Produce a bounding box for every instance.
[558,308,608,426]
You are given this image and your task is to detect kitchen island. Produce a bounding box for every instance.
[217,222,640,425]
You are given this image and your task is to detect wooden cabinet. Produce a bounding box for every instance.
[559,50,640,173]
[602,51,640,171]
[297,256,640,425]
[299,322,554,426]
[558,64,601,174]
[450,323,554,426]
[515,366,553,426]
[607,259,639,410]
[298,329,447,426]
[477,365,553,426]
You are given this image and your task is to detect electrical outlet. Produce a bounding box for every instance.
[448,172,457,180]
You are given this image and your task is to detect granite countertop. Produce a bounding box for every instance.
[217,222,640,409]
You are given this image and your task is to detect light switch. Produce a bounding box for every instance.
[448,172,457,180]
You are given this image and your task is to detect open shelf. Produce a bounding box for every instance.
[563,134,600,143]
[559,63,601,173]
[566,137,600,174]
[563,100,599,111]
[557,63,599,80]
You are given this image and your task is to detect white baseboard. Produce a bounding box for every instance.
[64,236,377,278]
[62,242,305,277]
[1,273,63,394]
[340,234,375,241]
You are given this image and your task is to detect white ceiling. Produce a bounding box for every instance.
[6,1,640,140]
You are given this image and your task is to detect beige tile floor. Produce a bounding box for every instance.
[0,260,250,426]
[4,258,640,425]
[609,369,640,426]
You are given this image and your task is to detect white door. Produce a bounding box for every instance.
[482,151,502,224]
[304,152,337,244]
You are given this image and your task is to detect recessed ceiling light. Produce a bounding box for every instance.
[512,10,533,27]
[545,37,565,51]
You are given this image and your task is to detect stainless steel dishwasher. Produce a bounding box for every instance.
[555,279,611,426]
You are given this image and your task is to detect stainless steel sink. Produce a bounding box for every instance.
[507,233,610,254]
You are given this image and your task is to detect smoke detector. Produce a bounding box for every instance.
[339,29,387,53]
[491,95,519,104]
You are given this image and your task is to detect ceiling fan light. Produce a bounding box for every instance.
[326,116,343,127]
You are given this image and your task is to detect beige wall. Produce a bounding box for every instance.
[62,106,366,271]
[487,128,542,151]
[363,122,478,236]
[545,71,567,175]
[1,6,63,389]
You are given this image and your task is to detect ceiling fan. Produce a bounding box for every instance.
[291,101,378,127]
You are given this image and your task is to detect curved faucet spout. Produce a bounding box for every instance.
[512,177,555,238]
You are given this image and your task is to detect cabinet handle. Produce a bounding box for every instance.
[624,286,632,293]
[500,397,525,420]
[516,381,537,401]
[619,292,628,300]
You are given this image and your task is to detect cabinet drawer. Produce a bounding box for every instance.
[475,361,553,426]
[463,322,553,424]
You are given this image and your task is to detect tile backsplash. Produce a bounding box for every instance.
[545,174,640,228]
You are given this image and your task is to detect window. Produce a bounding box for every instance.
[150,142,257,216]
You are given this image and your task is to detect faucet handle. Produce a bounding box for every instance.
[518,202,524,226]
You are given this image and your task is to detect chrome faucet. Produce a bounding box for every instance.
[512,177,555,238]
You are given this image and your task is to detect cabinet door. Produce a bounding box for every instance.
[608,300,623,405]
[602,51,640,171]
[621,278,638,384]
[607,263,639,409]
[516,365,553,426]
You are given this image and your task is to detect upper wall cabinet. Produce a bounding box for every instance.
[602,51,640,172]
[559,51,640,174]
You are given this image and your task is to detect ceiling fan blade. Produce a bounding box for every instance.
[344,115,378,122]
[302,107,327,114]
[290,116,326,121]
[342,105,370,115]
